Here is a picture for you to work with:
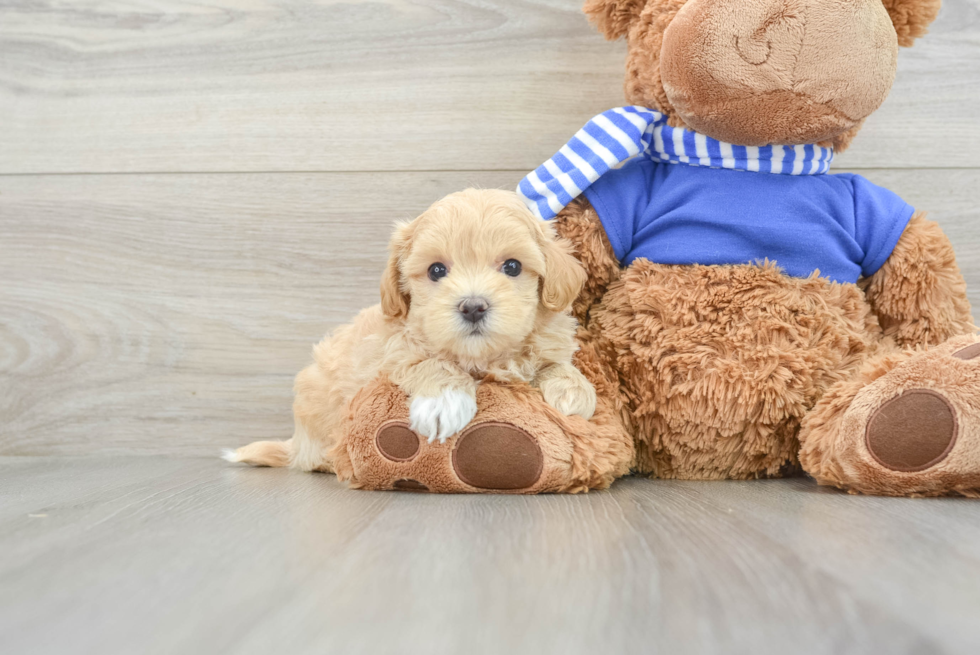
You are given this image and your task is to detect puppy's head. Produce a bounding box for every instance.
[380,188,586,361]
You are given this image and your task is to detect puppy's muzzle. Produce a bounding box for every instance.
[458,297,490,324]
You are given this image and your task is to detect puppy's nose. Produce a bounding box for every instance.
[458,297,490,324]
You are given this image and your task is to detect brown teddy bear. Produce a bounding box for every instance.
[331,0,980,497]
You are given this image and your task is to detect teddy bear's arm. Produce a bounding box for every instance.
[552,198,622,323]
[862,212,976,348]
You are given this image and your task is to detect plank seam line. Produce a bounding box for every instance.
[1,167,978,177]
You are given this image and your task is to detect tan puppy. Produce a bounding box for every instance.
[225,188,596,472]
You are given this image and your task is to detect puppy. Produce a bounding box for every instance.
[225,188,596,472]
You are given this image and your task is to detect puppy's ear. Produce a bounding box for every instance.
[540,236,587,312]
[380,221,413,319]
[584,0,648,40]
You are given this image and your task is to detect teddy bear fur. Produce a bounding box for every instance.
[331,0,980,497]
[557,196,979,494]
[546,0,980,497]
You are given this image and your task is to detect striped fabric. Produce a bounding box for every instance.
[518,106,835,220]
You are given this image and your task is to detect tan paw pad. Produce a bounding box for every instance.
[866,389,958,472]
[375,422,420,462]
[451,422,544,490]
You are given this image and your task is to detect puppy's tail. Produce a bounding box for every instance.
[222,439,292,468]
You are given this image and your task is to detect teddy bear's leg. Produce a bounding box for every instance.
[331,376,633,494]
[800,334,980,497]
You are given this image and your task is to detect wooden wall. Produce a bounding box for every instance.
[2,0,979,455]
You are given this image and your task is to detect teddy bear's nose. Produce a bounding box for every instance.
[733,1,804,67]
[459,297,490,323]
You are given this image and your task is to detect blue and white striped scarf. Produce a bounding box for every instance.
[518,106,835,220]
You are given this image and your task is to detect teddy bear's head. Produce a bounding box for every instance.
[585,0,941,150]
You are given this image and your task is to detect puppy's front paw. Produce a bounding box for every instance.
[409,388,478,443]
[541,370,597,420]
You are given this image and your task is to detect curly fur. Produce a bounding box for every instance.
[862,213,976,348]
[593,260,882,479]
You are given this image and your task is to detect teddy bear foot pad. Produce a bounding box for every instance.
[374,420,544,492]
[865,390,957,472]
[813,335,980,496]
[864,341,980,473]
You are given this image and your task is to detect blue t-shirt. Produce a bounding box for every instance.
[581,158,915,283]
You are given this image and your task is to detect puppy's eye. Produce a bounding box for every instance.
[502,259,522,277]
[428,262,448,281]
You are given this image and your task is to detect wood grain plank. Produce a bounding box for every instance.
[1,0,978,174]
[3,458,979,655]
[2,169,979,456]
[680,480,980,647]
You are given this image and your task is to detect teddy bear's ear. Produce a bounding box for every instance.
[882,0,943,47]
[583,0,648,40]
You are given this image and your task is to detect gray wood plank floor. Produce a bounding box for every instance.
[2,457,980,655]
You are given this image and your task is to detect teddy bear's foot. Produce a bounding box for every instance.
[370,420,545,492]
[330,376,633,494]
[800,334,980,497]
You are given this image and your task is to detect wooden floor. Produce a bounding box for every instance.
[3,1,980,653]
[1,457,979,655]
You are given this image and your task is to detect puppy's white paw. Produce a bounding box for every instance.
[541,371,597,420]
[410,388,478,443]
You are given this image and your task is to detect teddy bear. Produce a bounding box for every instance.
[331,0,980,497]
